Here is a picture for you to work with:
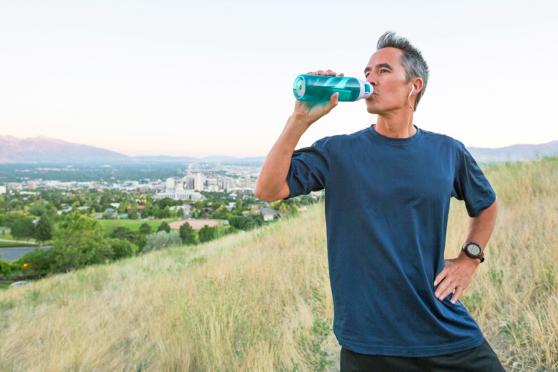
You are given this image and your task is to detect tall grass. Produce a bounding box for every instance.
[0,157,557,371]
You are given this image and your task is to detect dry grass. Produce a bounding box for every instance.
[1,157,557,371]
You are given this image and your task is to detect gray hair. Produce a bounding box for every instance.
[376,31,429,111]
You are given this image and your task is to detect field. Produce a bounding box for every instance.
[0,157,557,371]
[96,218,179,234]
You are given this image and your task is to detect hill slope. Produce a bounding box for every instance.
[0,204,336,371]
[1,157,558,371]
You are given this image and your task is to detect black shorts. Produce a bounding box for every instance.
[340,339,506,372]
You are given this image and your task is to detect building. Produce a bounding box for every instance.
[165,178,176,191]
[0,185,6,195]
[153,189,204,201]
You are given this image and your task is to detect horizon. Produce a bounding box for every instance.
[1,1,557,157]
[2,131,558,159]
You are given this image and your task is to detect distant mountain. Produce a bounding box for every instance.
[469,140,558,163]
[0,135,130,164]
[0,135,264,165]
[1,134,556,165]
[133,155,265,164]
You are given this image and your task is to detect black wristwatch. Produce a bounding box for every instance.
[461,242,485,263]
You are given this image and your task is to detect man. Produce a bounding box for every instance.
[255,31,505,371]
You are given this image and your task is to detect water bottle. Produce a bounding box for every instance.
[293,74,373,102]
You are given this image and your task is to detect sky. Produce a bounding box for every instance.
[1,0,557,157]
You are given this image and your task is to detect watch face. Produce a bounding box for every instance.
[466,244,481,256]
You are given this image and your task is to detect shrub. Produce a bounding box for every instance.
[157,222,171,233]
[142,231,182,253]
[16,248,54,276]
[109,238,139,260]
[0,259,18,278]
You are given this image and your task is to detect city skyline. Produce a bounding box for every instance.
[1,1,557,157]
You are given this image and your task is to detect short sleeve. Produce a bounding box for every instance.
[451,141,496,217]
[283,137,330,200]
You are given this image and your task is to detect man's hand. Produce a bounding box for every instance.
[433,252,480,304]
[291,69,343,127]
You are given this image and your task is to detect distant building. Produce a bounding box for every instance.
[169,204,192,217]
[103,208,118,219]
[0,185,6,194]
[165,177,176,191]
[194,173,204,191]
[153,189,204,201]
[182,175,195,190]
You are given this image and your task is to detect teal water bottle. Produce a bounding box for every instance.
[293,74,373,102]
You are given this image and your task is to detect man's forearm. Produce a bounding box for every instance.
[462,199,498,253]
[255,115,309,200]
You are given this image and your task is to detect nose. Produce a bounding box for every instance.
[366,74,377,87]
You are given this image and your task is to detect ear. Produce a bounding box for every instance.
[411,77,424,95]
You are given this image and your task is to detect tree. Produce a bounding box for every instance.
[49,212,112,272]
[34,216,53,243]
[16,248,54,276]
[157,221,171,233]
[139,222,152,235]
[109,239,138,260]
[110,226,134,241]
[179,222,196,245]
[198,225,217,243]
[10,217,35,240]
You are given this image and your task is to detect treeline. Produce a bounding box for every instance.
[0,211,243,282]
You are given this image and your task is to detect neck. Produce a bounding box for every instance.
[375,108,416,138]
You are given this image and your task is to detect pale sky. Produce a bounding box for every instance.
[1,0,557,157]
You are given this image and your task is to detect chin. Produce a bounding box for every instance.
[365,103,381,115]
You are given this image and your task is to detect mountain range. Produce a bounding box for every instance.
[0,135,263,164]
[1,134,557,164]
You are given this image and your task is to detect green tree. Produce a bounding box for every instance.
[139,222,152,235]
[179,222,196,245]
[110,226,134,241]
[157,221,171,233]
[10,217,35,240]
[49,212,112,272]
[198,225,217,243]
[17,248,54,276]
[109,238,138,260]
[34,216,53,243]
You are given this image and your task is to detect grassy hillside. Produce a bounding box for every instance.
[1,157,557,371]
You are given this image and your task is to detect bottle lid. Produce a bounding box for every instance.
[357,80,373,100]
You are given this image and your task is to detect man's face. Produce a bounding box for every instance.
[363,47,413,115]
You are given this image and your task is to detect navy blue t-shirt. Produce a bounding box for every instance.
[284,124,496,357]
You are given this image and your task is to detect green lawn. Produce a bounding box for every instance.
[0,233,14,240]
[0,241,38,248]
[0,282,10,291]
[96,218,179,234]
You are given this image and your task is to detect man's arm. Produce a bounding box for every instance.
[461,199,498,254]
[254,115,309,202]
[434,199,498,304]
[255,69,342,202]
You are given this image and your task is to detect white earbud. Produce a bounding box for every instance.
[408,85,415,98]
